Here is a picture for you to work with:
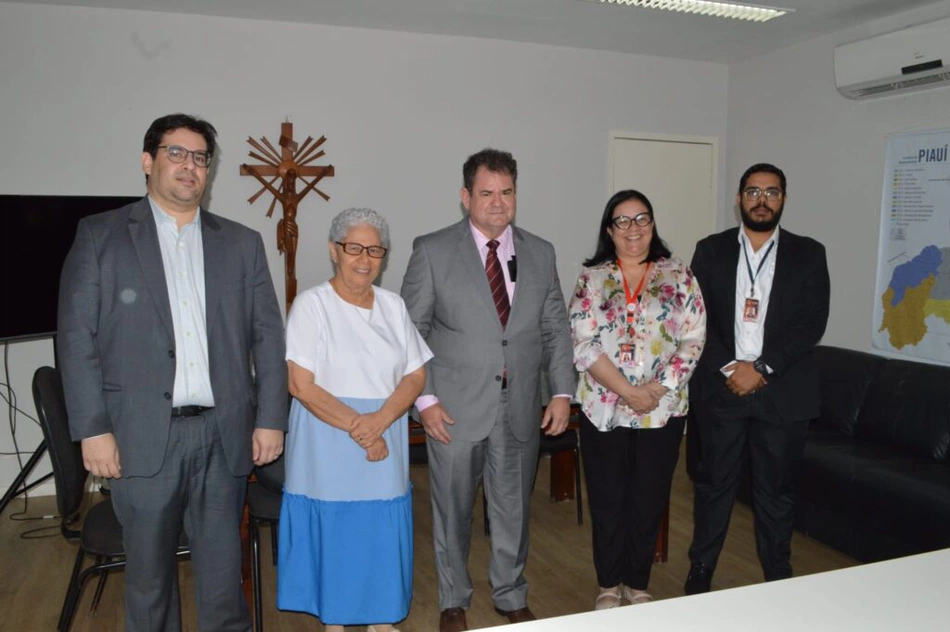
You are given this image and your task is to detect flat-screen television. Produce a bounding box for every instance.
[0,195,140,342]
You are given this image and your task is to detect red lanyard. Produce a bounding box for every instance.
[618,260,651,334]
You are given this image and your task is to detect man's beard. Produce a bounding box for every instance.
[740,202,783,233]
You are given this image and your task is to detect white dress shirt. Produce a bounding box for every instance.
[149,199,215,407]
[733,226,779,363]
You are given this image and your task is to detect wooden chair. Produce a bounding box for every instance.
[551,404,669,563]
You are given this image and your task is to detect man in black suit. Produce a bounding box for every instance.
[685,163,830,594]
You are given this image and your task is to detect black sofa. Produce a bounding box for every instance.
[796,345,950,562]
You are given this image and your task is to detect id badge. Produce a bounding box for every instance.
[743,297,760,323]
[619,343,636,368]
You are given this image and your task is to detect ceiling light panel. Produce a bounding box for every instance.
[588,0,791,23]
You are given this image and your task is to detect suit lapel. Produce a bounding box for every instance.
[508,227,534,328]
[765,230,791,341]
[721,230,741,348]
[201,210,225,338]
[128,198,174,339]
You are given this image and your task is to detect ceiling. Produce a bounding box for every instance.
[21,0,944,63]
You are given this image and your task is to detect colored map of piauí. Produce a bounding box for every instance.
[878,245,950,349]
[872,128,950,365]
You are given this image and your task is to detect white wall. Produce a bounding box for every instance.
[725,0,950,354]
[0,2,728,495]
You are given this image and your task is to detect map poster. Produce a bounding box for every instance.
[872,128,950,365]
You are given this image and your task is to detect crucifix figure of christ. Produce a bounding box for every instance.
[240,121,334,313]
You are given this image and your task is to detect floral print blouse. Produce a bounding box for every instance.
[569,257,706,430]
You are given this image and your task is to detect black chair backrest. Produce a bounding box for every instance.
[255,453,285,494]
[32,366,89,525]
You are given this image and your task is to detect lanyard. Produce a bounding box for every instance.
[618,260,651,334]
[741,238,775,298]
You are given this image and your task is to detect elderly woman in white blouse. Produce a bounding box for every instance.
[276,208,433,632]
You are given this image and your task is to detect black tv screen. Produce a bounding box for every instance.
[0,195,140,342]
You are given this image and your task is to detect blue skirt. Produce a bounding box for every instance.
[276,397,413,624]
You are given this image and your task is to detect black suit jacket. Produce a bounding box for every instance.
[689,227,830,422]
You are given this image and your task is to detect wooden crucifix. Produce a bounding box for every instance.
[240,121,334,313]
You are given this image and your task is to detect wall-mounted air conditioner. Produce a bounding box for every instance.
[834,17,950,99]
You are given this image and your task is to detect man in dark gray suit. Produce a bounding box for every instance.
[57,113,288,631]
[401,149,574,631]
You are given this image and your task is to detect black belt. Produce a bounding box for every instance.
[171,405,213,418]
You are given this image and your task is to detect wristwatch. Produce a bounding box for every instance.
[753,359,768,375]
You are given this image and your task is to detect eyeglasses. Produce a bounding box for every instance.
[157,145,212,168]
[611,213,653,230]
[335,241,388,259]
[742,187,783,201]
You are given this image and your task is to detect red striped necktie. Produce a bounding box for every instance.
[486,239,510,328]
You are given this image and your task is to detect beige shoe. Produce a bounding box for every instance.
[623,586,654,604]
[367,627,400,632]
[595,586,622,610]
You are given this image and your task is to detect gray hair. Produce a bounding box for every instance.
[327,207,390,249]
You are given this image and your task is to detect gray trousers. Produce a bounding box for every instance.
[427,391,540,612]
[110,413,250,632]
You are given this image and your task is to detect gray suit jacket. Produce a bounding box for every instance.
[57,197,288,477]
[401,219,574,442]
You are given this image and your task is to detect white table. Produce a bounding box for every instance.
[512,548,949,631]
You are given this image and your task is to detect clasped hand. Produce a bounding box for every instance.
[619,383,669,415]
[724,361,767,397]
[349,412,390,461]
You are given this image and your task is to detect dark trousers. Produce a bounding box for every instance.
[111,414,250,632]
[580,414,685,590]
[688,391,808,581]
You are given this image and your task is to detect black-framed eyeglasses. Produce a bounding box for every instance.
[335,241,388,259]
[611,213,653,230]
[157,145,212,168]
[742,187,783,201]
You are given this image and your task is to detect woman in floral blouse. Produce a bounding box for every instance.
[569,189,706,610]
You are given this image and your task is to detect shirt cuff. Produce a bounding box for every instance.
[415,395,439,412]
[719,359,772,377]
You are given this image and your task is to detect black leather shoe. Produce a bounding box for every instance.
[684,563,713,595]
[439,607,468,632]
[494,606,537,623]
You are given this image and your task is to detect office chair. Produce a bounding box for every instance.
[32,366,190,631]
[246,456,284,632]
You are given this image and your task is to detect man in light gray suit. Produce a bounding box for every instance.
[57,113,288,631]
[401,149,574,631]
